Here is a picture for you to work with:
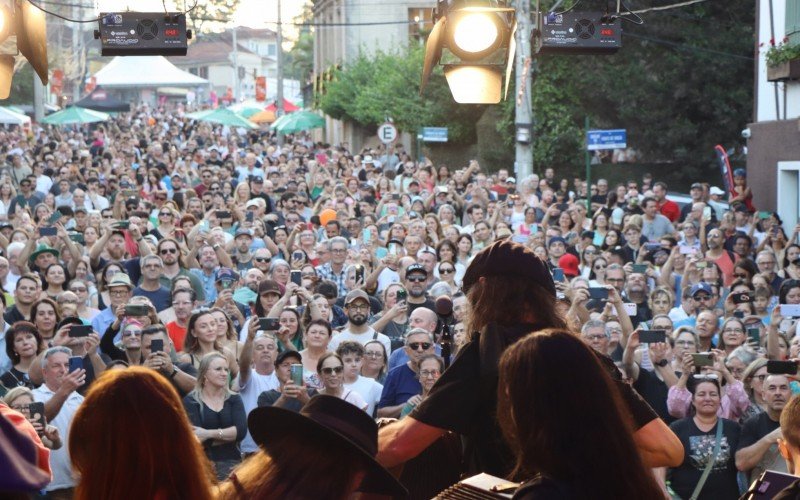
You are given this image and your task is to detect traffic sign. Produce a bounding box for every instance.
[587,129,627,151]
[421,127,448,142]
[378,122,398,144]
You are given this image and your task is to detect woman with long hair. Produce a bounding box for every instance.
[316,352,367,411]
[30,297,61,342]
[41,262,70,300]
[740,358,769,422]
[498,329,663,498]
[96,262,125,310]
[179,309,238,379]
[377,240,682,475]
[668,377,742,500]
[455,233,473,267]
[0,322,43,390]
[71,367,215,499]
[183,352,247,481]
[211,308,243,364]
[0,181,17,218]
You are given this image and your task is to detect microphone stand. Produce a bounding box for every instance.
[440,319,452,369]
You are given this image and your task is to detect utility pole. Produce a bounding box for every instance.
[514,0,534,180]
[276,0,285,144]
[232,26,239,101]
[72,0,80,102]
[33,75,44,122]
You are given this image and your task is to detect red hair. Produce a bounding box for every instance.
[70,367,215,499]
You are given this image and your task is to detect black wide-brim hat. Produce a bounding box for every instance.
[248,395,408,498]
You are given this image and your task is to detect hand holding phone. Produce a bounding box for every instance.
[150,338,164,353]
[639,330,666,344]
[259,317,280,331]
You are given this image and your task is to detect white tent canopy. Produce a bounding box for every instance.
[93,56,209,88]
[0,107,31,125]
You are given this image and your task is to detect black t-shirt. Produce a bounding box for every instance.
[412,322,658,478]
[3,305,27,325]
[738,412,783,480]
[257,388,318,412]
[406,297,437,317]
[633,367,674,424]
[668,417,741,500]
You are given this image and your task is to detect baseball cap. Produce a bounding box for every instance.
[506,177,516,183]
[258,280,282,296]
[558,254,580,278]
[611,207,625,225]
[345,289,370,305]
[548,236,567,247]
[275,350,303,365]
[709,186,725,196]
[690,283,713,297]
[690,182,703,190]
[363,155,374,164]
[216,267,239,283]
[235,228,253,239]
[405,263,428,277]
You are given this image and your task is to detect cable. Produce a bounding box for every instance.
[626,0,709,15]
[551,0,582,15]
[623,31,754,61]
[28,0,199,23]
[26,0,101,22]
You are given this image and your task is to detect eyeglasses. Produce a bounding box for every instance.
[321,366,343,375]
[408,342,432,351]
[109,290,130,297]
[675,340,696,346]
[584,334,608,341]
[160,248,178,255]
[70,287,87,293]
[347,303,370,311]
[330,248,347,254]
[406,276,426,283]
[420,370,440,378]
[254,257,271,263]
[723,328,744,334]
[727,366,746,376]
[364,351,383,358]
[439,268,454,274]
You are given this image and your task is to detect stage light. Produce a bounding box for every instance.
[421,2,515,104]
[15,0,48,86]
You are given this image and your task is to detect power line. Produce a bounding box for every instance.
[627,0,709,15]
[623,32,753,61]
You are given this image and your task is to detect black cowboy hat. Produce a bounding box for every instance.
[248,395,407,498]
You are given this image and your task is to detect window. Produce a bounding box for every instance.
[267,43,277,57]
[199,67,208,79]
[788,0,800,45]
[408,8,434,42]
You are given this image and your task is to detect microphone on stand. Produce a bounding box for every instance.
[435,295,454,369]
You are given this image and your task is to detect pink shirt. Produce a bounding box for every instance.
[667,379,749,420]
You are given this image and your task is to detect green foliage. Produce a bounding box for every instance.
[496,0,754,181]
[765,37,800,67]
[319,45,485,144]
[7,64,34,105]
[188,0,242,34]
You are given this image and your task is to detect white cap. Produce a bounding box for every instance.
[611,207,625,225]
[507,177,516,183]
[709,186,724,196]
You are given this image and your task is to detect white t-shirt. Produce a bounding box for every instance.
[328,327,391,356]
[341,389,368,412]
[235,368,279,453]
[344,375,384,417]
[33,385,84,491]
[376,267,400,295]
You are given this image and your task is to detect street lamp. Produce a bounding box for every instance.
[421,1,516,104]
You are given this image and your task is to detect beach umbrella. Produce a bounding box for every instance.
[41,107,109,125]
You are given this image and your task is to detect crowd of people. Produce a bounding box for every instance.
[0,103,798,499]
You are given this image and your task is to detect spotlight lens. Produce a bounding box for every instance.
[452,13,498,54]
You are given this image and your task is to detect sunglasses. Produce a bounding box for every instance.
[254,257,271,263]
[160,248,178,255]
[321,366,343,375]
[408,342,432,351]
[159,212,172,217]
[439,268,455,274]
[406,276,426,283]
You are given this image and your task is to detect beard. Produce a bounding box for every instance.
[349,314,368,326]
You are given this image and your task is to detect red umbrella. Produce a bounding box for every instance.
[265,98,299,113]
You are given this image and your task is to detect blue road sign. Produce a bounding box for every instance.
[587,129,627,151]
[421,127,448,142]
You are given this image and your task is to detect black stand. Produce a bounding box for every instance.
[440,322,452,369]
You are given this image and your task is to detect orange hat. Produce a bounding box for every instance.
[319,209,337,226]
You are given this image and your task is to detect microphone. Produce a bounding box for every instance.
[434,295,454,369]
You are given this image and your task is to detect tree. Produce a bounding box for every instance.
[188,0,242,34]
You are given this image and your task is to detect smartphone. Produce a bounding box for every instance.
[747,328,761,345]
[47,211,63,225]
[396,289,407,302]
[767,360,798,375]
[114,220,130,229]
[290,270,302,286]
[68,356,83,373]
[557,203,569,212]
[125,304,150,316]
[122,189,138,198]
[290,364,304,386]
[354,264,364,283]
[731,292,753,305]
[639,330,666,344]
[644,243,661,252]
[27,402,45,435]
[387,215,396,224]
[588,287,608,300]
[497,193,508,202]
[388,242,400,256]
[552,268,565,282]
[623,303,638,316]
[39,226,57,237]
[259,317,281,331]
[781,304,800,317]
[703,207,712,221]
[758,211,771,220]
[220,280,234,290]
[216,211,232,219]
[69,233,85,244]
[362,228,371,242]
[150,338,164,353]
[733,311,745,319]
[68,324,93,338]
[632,264,648,274]
[245,211,254,222]
[679,246,697,255]
[392,193,400,201]
[696,261,708,269]
[691,353,715,368]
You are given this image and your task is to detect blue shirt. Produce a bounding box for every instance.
[378,364,421,409]
[190,268,218,303]
[91,307,118,349]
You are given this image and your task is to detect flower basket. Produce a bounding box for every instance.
[767,58,800,82]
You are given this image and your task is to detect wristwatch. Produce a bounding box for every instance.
[654,359,669,367]
[169,368,178,379]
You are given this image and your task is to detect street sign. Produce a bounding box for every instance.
[421,127,448,142]
[378,122,398,144]
[587,129,627,151]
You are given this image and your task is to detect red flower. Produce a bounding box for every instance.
[770,38,776,46]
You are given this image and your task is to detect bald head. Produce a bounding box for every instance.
[409,307,437,333]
